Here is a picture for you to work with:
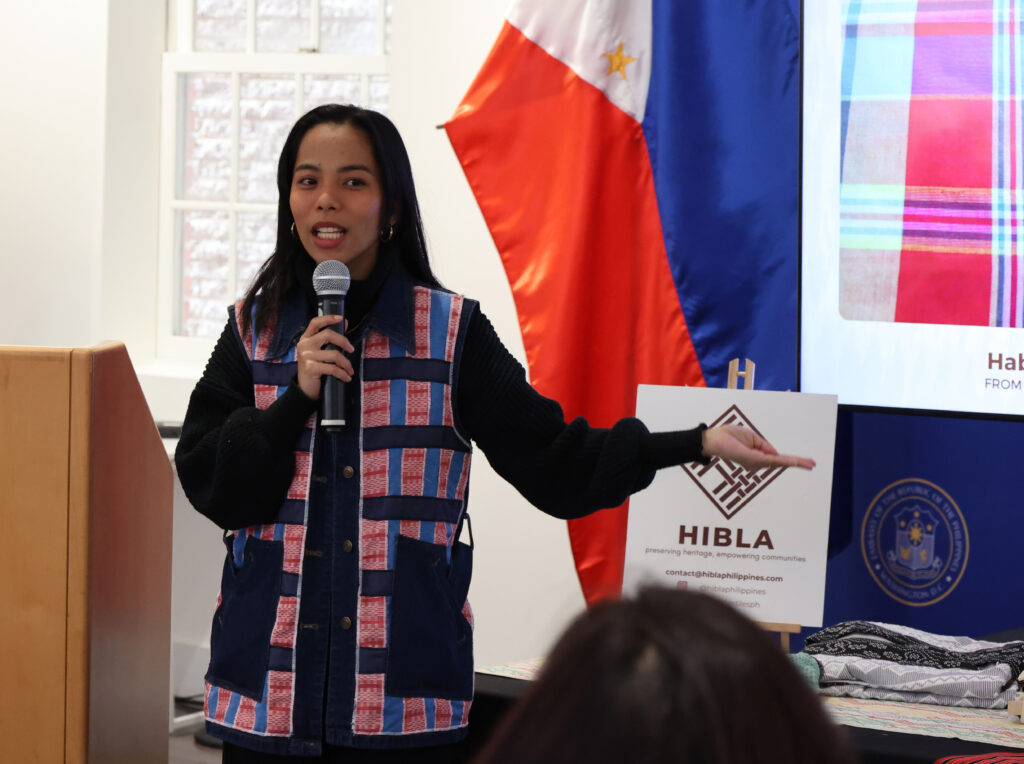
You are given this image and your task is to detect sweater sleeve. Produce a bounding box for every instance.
[456,309,705,520]
[174,319,319,530]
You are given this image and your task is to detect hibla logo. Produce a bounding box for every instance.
[861,478,969,606]
[680,404,786,520]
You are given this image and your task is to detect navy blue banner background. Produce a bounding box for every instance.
[814,409,1023,644]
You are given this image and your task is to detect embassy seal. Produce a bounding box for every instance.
[861,478,968,607]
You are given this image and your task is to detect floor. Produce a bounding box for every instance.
[169,701,220,764]
[169,726,221,764]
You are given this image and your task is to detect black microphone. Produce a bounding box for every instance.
[312,260,351,430]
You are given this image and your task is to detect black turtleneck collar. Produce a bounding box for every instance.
[294,249,397,333]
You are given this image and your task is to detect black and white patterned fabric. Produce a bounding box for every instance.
[803,621,1024,709]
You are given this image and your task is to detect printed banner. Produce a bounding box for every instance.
[823,410,1024,638]
[624,385,838,627]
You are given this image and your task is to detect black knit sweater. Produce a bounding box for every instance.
[174,257,704,530]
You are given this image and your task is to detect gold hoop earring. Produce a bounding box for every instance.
[290,222,299,239]
[380,224,395,243]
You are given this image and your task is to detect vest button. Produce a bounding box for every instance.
[341,616,353,630]
[342,465,355,479]
[342,539,353,553]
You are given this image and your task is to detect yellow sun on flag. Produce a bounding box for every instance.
[603,42,637,80]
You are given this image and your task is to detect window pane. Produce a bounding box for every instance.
[237,212,277,298]
[320,0,379,54]
[239,74,297,203]
[256,0,312,53]
[177,210,231,338]
[368,74,389,114]
[178,73,233,202]
[304,74,362,111]
[194,0,247,52]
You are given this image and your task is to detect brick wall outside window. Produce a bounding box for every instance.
[162,0,390,345]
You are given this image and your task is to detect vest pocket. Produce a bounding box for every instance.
[206,535,284,700]
[386,535,473,700]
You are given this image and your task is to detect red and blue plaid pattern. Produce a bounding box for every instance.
[354,287,473,736]
[841,0,1024,326]
[204,305,314,738]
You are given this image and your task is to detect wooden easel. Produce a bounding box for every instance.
[757,622,802,652]
[726,357,801,651]
[727,357,756,390]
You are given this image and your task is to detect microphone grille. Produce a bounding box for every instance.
[312,260,351,296]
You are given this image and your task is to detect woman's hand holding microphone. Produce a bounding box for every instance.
[294,314,354,401]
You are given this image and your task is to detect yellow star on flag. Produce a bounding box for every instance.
[602,42,636,80]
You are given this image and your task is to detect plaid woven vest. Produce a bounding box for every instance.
[204,285,475,743]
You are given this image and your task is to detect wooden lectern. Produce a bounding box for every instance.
[0,342,172,763]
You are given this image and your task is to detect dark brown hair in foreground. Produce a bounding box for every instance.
[473,587,856,764]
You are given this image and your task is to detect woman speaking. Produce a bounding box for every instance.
[175,103,813,763]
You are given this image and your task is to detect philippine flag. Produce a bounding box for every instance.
[446,0,800,604]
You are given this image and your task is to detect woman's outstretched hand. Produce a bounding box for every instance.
[700,424,816,472]
[295,314,355,400]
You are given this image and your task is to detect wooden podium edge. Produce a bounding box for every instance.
[65,341,172,764]
[65,344,103,764]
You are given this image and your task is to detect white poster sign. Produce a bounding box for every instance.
[624,385,838,627]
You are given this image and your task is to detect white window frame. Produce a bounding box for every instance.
[157,0,389,362]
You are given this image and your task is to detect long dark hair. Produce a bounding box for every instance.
[473,587,856,764]
[240,104,440,336]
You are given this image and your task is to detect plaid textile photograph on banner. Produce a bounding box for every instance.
[841,0,1024,328]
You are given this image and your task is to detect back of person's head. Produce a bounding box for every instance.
[474,587,856,764]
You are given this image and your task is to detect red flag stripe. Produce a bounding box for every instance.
[446,21,704,602]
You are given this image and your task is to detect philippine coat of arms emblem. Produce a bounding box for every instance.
[891,506,940,576]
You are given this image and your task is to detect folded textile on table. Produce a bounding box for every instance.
[802,620,1024,709]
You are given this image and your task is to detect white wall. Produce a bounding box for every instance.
[0,1,110,348]
[99,0,166,362]
[0,0,164,353]
[0,0,584,678]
